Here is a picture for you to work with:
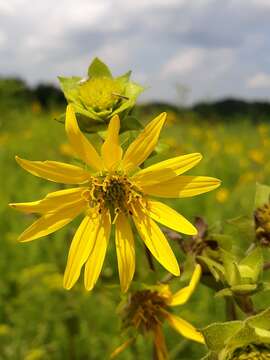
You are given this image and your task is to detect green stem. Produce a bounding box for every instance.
[225,298,237,320]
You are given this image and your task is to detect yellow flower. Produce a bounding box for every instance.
[216,188,229,203]
[111,265,204,359]
[10,105,220,292]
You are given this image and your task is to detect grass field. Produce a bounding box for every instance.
[1,105,270,359]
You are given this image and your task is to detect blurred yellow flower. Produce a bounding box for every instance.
[216,188,229,203]
[59,142,75,158]
[31,101,42,114]
[248,149,264,165]
[238,171,256,185]
[165,111,177,126]
[10,105,220,292]
[111,265,204,359]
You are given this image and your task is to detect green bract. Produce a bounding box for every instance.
[57,58,144,132]
[201,307,270,359]
[215,247,265,298]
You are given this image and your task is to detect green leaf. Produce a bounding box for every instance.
[197,256,224,281]
[200,353,217,360]
[88,57,112,78]
[239,247,263,282]
[120,116,143,132]
[215,288,233,298]
[227,215,254,234]
[255,182,270,208]
[125,81,145,99]
[247,306,270,330]
[58,76,82,102]
[116,71,132,85]
[201,321,242,352]
[210,234,233,251]
[220,250,240,287]
[230,283,258,295]
[262,282,270,291]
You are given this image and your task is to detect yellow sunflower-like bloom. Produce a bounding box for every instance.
[10,105,220,292]
[111,264,204,359]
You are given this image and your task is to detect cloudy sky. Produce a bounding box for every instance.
[1,0,270,103]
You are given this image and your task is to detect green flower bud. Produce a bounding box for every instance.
[57,57,144,132]
[214,248,265,298]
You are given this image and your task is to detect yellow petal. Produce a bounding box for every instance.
[132,203,180,276]
[9,187,88,214]
[16,156,90,184]
[115,212,135,293]
[167,314,205,344]
[122,112,166,172]
[63,214,100,290]
[84,211,111,291]
[145,200,197,235]
[101,115,123,171]
[132,153,202,186]
[170,264,202,306]
[18,201,85,242]
[65,105,102,171]
[142,176,221,198]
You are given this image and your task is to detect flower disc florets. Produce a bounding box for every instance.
[230,344,270,359]
[87,174,142,218]
[123,290,168,333]
[79,77,124,112]
[255,202,270,246]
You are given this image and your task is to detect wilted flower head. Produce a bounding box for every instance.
[255,202,270,247]
[112,265,204,359]
[58,57,144,132]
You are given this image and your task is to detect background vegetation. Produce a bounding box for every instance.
[1,77,270,359]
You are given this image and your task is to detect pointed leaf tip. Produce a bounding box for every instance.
[88,57,112,78]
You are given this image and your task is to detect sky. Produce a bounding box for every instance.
[1,0,270,104]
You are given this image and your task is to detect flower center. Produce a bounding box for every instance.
[122,290,168,333]
[79,77,124,112]
[87,174,142,218]
[255,202,270,246]
[230,344,270,359]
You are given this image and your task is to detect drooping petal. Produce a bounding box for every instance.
[110,338,135,359]
[122,112,166,172]
[167,313,205,344]
[132,153,202,186]
[65,104,103,171]
[84,211,111,290]
[16,156,90,184]
[9,187,88,214]
[63,213,100,290]
[142,176,221,198]
[115,212,135,293]
[101,115,123,171]
[169,264,202,306]
[153,325,168,360]
[132,203,180,276]
[145,200,197,235]
[18,200,86,242]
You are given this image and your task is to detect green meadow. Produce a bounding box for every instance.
[1,103,270,359]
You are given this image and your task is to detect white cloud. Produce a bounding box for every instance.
[0,0,270,102]
[162,47,234,78]
[162,48,205,76]
[0,30,6,48]
[247,72,270,88]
